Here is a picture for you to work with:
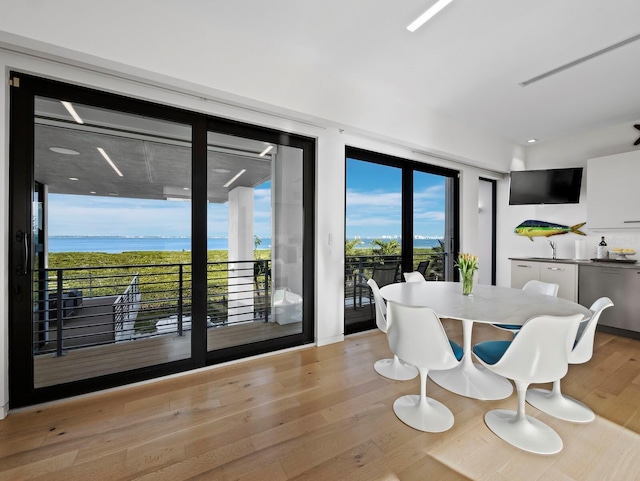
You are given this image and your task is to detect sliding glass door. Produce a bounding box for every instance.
[30,96,194,390]
[344,147,459,334]
[9,72,314,408]
[345,159,403,333]
[204,129,306,359]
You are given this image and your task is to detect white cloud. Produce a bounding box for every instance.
[414,211,445,221]
[346,215,401,227]
[346,189,401,207]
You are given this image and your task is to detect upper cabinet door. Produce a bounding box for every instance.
[587,150,640,229]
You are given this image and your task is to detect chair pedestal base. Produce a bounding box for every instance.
[374,356,418,381]
[485,409,563,455]
[526,388,595,423]
[429,358,513,400]
[393,394,454,432]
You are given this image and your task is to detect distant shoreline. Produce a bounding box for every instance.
[47,235,442,254]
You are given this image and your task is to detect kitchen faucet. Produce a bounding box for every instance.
[549,240,557,259]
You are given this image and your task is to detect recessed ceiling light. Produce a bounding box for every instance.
[90,191,96,194]
[183,187,190,190]
[223,169,247,188]
[259,145,274,157]
[166,197,192,202]
[108,192,118,196]
[69,177,79,181]
[50,147,80,155]
[97,147,124,177]
[61,101,84,124]
[407,0,453,32]
[527,139,538,143]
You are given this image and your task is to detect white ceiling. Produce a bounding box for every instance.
[2,0,640,146]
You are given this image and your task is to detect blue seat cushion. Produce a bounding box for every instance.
[473,340,512,365]
[494,324,520,331]
[449,340,463,361]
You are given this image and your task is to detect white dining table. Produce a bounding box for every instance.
[379,281,592,400]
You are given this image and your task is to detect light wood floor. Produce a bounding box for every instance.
[2,321,639,481]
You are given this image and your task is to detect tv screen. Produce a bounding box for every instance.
[509,168,583,205]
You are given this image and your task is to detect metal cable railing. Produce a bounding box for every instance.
[33,259,271,356]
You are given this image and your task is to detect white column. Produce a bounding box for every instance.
[228,186,255,323]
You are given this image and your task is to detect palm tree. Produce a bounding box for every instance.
[370,239,400,255]
[345,238,362,256]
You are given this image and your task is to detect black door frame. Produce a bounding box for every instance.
[479,177,497,285]
[8,72,315,408]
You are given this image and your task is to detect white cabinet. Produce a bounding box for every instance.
[587,150,640,229]
[539,262,578,302]
[511,260,540,289]
[510,260,578,302]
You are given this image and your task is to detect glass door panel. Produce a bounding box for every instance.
[32,97,192,388]
[206,132,303,352]
[344,158,402,332]
[413,171,448,280]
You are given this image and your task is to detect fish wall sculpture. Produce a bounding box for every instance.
[515,220,586,241]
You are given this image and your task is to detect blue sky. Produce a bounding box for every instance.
[345,158,446,239]
[47,183,272,237]
[47,163,445,240]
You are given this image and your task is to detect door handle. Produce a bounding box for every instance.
[15,230,29,276]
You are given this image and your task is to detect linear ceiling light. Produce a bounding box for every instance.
[223,169,246,188]
[520,32,640,86]
[97,147,124,177]
[407,0,453,32]
[60,101,84,124]
[259,145,274,157]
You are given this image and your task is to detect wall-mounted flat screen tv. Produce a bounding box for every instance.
[509,167,583,205]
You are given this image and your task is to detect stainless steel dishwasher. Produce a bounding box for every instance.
[579,264,640,332]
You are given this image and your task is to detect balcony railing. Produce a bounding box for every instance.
[344,251,447,322]
[345,251,446,285]
[33,259,271,356]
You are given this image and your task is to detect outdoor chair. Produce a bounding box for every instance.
[354,263,400,316]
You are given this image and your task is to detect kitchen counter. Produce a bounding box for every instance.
[510,257,639,338]
[510,257,639,269]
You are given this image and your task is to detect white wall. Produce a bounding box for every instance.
[0,35,516,417]
[497,120,640,287]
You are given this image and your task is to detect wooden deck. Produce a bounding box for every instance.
[34,295,375,388]
[34,320,302,388]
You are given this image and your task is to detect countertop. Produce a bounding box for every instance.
[510,257,640,269]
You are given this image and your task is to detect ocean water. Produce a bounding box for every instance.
[48,236,442,253]
[48,236,270,253]
[351,237,442,250]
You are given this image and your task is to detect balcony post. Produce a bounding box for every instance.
[55,269,65,357]
[178,264,184,336]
